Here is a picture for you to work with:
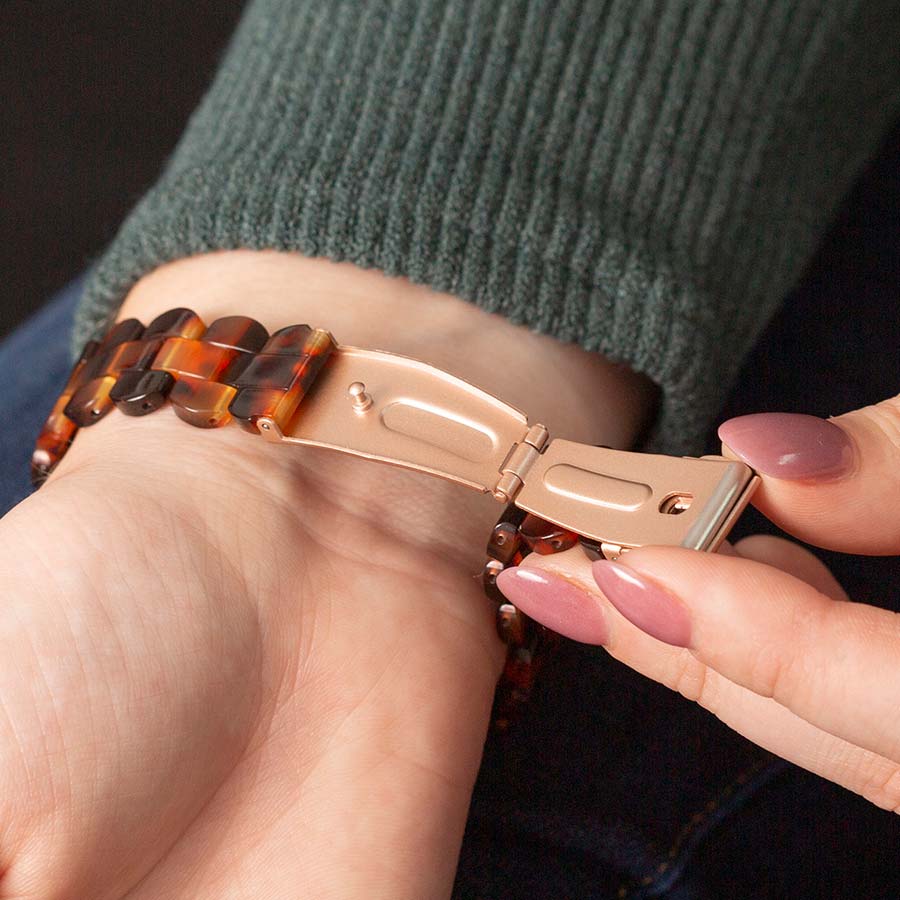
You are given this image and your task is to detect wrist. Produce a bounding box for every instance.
[114,250,657,451]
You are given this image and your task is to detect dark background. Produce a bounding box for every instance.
[1,0,245,339]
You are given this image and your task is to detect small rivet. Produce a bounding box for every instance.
[348,381,373,412]
[260,422,270,430]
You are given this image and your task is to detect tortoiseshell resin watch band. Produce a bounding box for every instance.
[32,307,558,733]
[31,308,335,482]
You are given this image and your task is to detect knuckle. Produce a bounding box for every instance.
[853,399,900,454]
[743,628,817,708]
[754,600,828,703]
[745,640,788,699]
[859,764,900,815]
[669,650,710,704]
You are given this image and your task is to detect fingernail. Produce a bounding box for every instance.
[717,413,854,481]
[495,566,608,644]
[590,561,691,647]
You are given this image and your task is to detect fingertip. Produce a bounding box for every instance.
[590,559,693,648]
[495,565,610,645]
[716,413,854,481]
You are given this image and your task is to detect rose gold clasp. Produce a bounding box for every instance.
[255,344,758,552]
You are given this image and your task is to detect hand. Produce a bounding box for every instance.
[496,397,900,814]
[0,252,655,898]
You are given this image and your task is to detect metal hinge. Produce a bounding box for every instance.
[492,424,550,503]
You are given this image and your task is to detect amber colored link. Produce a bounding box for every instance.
[491,627,561,734]
[91,339,153,379]
[518,513,580,555]
[64,375,120,427]
[109,338,169,416]
[169,379,238,428]
[102,318,146,347]
[143,317,269,428]
[61,319,148,426]
[111,369,176,417]
[487,521,525,565]
[109,313,225,418]
[229,326,335,433]
[483,504,568,734]
[30,339,101,485]
[153,336,240,380]
[496,604,527,646]
[144,308,206,340]
[129,338,166,371]
[65,340,153,426]
[201,315,269,353]
[33,312,205,483]
[260,323,313,355]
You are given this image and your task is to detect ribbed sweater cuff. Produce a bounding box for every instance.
[73,0,900,454]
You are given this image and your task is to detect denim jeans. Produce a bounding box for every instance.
[0,277,84,515]
[2,278,898,899]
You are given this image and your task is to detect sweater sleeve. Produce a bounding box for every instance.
[71,0,900,454]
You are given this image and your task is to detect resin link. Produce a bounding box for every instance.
[153,316,269,428]
[31,338,101,485]
[228,325,335,434]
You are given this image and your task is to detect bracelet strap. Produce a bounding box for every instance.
[33,309,335,483]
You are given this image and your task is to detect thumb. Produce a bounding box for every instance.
[718,400,900,554]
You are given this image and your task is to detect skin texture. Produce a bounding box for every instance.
[499,397,900,814]
[0,251,657,899]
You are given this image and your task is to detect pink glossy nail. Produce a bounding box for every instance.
[590,561,691,647]
[494,566,608,644]
[717,412,854,481]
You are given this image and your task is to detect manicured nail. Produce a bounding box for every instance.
[590,561,691,647]
[495,566,608,644]
[717,413,854,481]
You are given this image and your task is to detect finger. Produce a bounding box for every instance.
[694,668,900,813]
[587,546,900,763]
[717,400,900,554]
[500,546,900,811]
[731,534,848,601]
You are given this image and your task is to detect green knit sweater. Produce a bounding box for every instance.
[73,0,900,454]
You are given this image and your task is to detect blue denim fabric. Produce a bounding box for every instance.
[0,277,83,516]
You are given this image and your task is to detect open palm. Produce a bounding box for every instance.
[0,411,505,899]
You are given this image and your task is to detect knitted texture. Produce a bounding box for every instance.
[73,0,900,453]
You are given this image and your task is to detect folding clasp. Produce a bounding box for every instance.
[254,343,757,552]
